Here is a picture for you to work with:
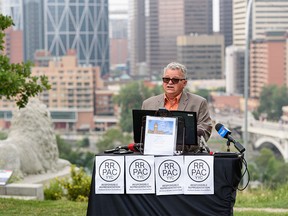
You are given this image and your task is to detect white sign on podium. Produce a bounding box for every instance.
[125,155,155,194]
[184,155,214,194]
[95,156,125,194]
[155,156,184,195]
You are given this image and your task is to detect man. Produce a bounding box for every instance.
[142,62,212,143]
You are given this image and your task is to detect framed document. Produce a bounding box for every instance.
[144,116,178,156]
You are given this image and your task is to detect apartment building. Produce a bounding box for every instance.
[250,30,287,98]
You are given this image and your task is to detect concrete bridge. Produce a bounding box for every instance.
[213,113,288,162]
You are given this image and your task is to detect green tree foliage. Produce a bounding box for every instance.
[96,128,132,153]
[0,131,7,140]
[249,148,288,188]
[77,137,90,148]
[254,85,288,121]
[0,15,50,108]
[56,135,94,172]
[114,81,161,132]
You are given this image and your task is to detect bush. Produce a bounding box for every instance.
[0,131,7,140]
[60,165,91,201]
[44,165,91,201]
[44,179,64,200]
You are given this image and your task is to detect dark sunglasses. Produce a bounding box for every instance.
[162,77,186,84]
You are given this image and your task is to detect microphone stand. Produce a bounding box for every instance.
[226,140,231,152]
[198,136,210,154]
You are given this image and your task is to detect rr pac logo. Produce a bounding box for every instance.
[158,159,181,183]
[99,159,121,182]
[129,159,151,182]
[187,159,210,182]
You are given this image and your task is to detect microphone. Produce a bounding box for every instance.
[215,123,245,153]
[104,143,143,153]
[127,143,143,152]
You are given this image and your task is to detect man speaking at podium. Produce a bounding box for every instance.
[142,62,212,149]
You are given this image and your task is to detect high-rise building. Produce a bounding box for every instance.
[177,34,224,80]
[2,0,110,76]
[1,0,23,30]
[23,0,44,62]
[250,30,287,98]
[252,0,288,40]
[232,0,251,48]
[233,0,288,48]
[219,0,233,47]
[109,10,128,68]
[129,0,213,77]
[3,27,23,63]
[43,0,109,76]
[225,46,245,95]
[128,0,146,76]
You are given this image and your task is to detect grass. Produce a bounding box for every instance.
[0,198,288,216]
[0,198,88,216]
[235,184,288,208]
[233,184,288,216]
[1,184,288,216]
[235,211,288,216]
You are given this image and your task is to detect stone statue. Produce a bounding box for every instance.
[0,99,70,179]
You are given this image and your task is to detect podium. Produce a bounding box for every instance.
[86,153,243,216]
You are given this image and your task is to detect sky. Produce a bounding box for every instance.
[109,0,220,32]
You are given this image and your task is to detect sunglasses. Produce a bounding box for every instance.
[162,77,186,84]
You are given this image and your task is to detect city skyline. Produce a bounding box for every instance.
[109,0,220,31]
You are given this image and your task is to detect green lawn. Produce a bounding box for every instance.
[0,198,88,216]
[1,184,288,216]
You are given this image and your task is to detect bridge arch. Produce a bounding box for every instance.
[254,137,285,160]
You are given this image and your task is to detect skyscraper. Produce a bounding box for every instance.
[23,0,44,62]
[225,46,245,95]
[233,0,288,48]
[1,0,23,30]
[43,0,109,76]
[252,0,288,40]
[219,0,233,47]
[11,0,110,76]
[129,0,213,77]
[250,30,287,98]
[232,0,249,48]
[128,0,146,76]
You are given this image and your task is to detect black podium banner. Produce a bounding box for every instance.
[86,154,243,216]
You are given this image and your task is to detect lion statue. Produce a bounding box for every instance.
[0,98,70,179]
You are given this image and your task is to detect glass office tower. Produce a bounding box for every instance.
[43,0,109,76]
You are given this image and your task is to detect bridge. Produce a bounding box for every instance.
[213,113,288,162]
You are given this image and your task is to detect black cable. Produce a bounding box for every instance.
[237,156,250,191]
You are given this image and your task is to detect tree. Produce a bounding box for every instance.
[56,135,94,173]
[96,128,132,153]
[254,85,288,121]
[249,148,288,188]
[0,15,50,108]
[114,81,161,132]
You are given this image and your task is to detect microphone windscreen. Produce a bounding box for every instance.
[215,123,223,132]
[127,143,135,151]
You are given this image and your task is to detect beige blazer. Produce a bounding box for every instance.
[142,91,212,141]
